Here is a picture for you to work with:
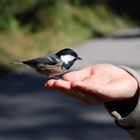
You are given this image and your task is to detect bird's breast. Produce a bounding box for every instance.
[36,63,67,77]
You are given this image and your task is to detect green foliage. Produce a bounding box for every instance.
[0,0,36,30]
[0,0,67,31]
[0,0,137,31]
[0,0,136,69]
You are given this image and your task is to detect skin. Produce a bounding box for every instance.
[45,64,138,105]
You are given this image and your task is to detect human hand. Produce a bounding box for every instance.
[45,64,138,104]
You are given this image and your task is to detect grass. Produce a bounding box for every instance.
[0,3,134,70]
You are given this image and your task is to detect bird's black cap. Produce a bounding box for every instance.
[55,48,79,58]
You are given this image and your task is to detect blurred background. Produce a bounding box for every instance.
[0,0,140,139]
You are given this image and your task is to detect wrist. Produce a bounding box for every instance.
[105,66,140,130]
[119,66,139,98]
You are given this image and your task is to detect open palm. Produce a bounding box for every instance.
[45,64,138,104]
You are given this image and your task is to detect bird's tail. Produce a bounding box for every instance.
[10,61,23,65]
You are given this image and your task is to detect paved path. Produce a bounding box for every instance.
[75,38,140,69]
[1,37,140,140]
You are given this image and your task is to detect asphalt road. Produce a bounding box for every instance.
[1,37,140,140]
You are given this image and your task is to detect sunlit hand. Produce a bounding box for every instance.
[45,64,138,104]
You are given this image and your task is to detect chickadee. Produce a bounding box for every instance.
[12,48,82,77]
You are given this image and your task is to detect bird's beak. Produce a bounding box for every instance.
[77,56,82,60]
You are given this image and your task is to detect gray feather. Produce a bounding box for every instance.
[23,56,50,64]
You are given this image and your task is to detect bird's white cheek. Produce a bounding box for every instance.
[61,55,75,64]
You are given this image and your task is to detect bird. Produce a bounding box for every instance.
[12,48,82,77]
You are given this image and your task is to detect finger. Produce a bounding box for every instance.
[70,81,123,102]
[52,82,100,104]
[71,81,98,94]
[44,79,56,88]
[62,67,92,81]
[49,80,87,101]
[45,80,102,104]
[53,79,71,90]
[45,79,74,97]
[70,81,103,103]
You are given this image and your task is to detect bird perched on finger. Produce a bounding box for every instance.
[11,48,82,77]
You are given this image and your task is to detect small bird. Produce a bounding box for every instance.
[12,48,82,77]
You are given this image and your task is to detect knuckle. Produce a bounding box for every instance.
[54,80,60,86]
[71,81,78,87]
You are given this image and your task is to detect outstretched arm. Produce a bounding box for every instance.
[45,64,138,104]
[45,64,140,140]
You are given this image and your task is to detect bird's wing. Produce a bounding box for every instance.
[22,55,58,65]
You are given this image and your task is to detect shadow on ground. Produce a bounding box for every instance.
[0,70,130,140]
